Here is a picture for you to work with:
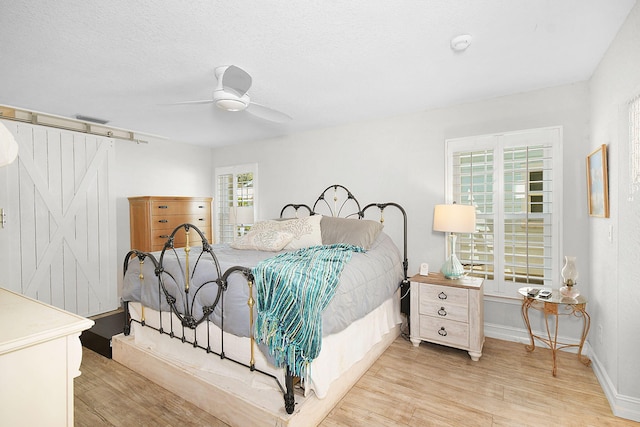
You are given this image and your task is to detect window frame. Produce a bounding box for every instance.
[214,163,258,244]
[445,127,563,297]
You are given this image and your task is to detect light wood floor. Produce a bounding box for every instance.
[75,336,638,426]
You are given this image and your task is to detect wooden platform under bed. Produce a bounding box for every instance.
[80,310,126,358]
[112,324,400,427]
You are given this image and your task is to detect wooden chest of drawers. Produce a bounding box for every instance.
[409,273,484,361]
[128,196,213,252]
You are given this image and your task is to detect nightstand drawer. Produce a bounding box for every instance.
[420,300,468,322]
[420,283,468,307]
[419,316,469,348]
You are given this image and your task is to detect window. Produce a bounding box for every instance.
[215,164,257,244]
[446,127,562,296]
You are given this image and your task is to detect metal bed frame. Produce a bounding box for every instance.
[122,184,408,415]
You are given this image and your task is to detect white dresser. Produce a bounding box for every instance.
[409,273,484,361]
[0,288,94,426]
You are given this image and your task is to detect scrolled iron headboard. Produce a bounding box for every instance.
[279,184,409,314]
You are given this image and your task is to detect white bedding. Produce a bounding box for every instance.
[126,292,401,399]
[121,221,405,402]
[122,232,402,338]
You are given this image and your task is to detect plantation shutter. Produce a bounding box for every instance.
[447,127,561,295]
[217,173,235,243]
[215,164,256,244]
[453,149,495,281]
[502,143,554,286]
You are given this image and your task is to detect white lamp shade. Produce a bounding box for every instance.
[230,206,254,225]
[0,122,19,167]
[433,204,476,233]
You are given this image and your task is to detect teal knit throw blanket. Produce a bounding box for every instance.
[253,244,364,377]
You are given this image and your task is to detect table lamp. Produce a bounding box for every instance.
[433,203,476,279]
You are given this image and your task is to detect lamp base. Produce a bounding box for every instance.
[441,253,465,280]
[560,284,580,298]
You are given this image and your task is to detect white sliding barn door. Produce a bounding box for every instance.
[0,120,117,316]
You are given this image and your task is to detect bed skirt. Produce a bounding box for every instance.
[113,293,401,425]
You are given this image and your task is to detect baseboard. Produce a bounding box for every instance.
[484,322,593,355]
[485,322,640,423]
[590,351,640,422]
[484,322,531,345]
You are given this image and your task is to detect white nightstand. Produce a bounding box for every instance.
[409,273,484,361]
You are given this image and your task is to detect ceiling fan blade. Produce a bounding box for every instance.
[246,102,292,123]
[162,99,215,105]
[220,65,252,97]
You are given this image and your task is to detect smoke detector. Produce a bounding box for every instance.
[450,34,472,52]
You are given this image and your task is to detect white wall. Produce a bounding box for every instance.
[589,1,640,421]
[211,81,591,343]
[113,136,215,296]
[105,8,640,417]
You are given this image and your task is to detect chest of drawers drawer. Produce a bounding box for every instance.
[150,200,211,215]
[150,226,211,251]
[150,214,211,232]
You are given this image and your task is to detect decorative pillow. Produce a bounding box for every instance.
[230,229,295,252]
[251,215,323,250]
[320,216,384,250]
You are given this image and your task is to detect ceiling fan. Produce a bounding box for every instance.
[170,65,292,123]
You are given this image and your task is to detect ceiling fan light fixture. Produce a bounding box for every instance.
[216,98,247,112]
[213,88,250,112]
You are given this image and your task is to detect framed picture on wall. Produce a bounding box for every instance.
[586,144,609,218]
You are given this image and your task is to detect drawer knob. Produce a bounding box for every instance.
[438,307,447,317]
[158,205,168,209]
[438,327,448,337]
[198,205,205,209]
[158,219,168,223]
[438,292,448,300]
[198,218,205,221]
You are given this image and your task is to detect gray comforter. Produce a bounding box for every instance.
[122,232,403,338]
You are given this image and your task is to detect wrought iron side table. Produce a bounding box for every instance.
[518,287,591,376]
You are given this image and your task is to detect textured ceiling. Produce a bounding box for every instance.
[0,1,636,147]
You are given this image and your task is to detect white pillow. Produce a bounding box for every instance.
[230,229,294,251]
[251,215,323,250]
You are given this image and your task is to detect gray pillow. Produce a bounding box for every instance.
[320,216,384,250]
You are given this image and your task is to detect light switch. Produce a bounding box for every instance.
[608,224,613,243]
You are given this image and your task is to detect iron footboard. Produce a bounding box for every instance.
[122,223,296,414]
